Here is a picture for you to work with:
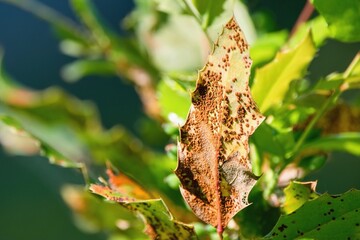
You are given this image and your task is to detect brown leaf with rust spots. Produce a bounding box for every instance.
[105,168,152,200]
[175,16,265,234]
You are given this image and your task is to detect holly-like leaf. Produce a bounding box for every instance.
[90,169,196,240]
[282,181,319,214]
[175,17,265,234]
[266,189,360,239]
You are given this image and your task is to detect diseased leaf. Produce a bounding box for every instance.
[282,181,319,214]
[251,32,316,113]
[266,189,360,239]
[175,17,265,234]
[90,169,196,239]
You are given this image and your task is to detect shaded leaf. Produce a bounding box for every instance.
[90,169,197,240]
[0,115,82,168]
[282,181,319,214]
[251,32,316,113]
[311,0,360,42]
[235,186,281,239]
[266,189,360,239]
[300,132,360,156]
[175,17,265,233]
[298,154,327,173]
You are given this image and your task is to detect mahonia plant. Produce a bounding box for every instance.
[0,0,359,239]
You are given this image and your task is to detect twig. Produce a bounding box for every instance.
[290,0,314,37]
[289,53,360,158]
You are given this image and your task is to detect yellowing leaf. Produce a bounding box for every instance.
[251,32,316,113]
[175,17,265,235]
[282,181,319,214]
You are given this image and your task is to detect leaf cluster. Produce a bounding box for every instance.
[0,0,359,239]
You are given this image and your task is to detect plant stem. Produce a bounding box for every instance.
[289,52,360,159]
[290,0,314,37]
[290,89,339,157]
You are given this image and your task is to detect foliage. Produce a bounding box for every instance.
[0,0,359,239]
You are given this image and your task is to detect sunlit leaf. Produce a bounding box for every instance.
[250,30,288,68]
[157,77,191,124]
[176,17,265,234]
[251,32,316,113]
[282,181,319,214]
[266,189,360,239]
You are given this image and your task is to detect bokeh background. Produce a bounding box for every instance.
[0,1,359,239]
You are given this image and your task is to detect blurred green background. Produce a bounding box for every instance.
[0,1,359,239]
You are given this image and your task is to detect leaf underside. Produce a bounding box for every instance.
[175,17,265,231]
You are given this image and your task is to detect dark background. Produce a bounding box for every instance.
[0,1,359,239]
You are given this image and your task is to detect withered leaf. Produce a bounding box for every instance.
[175,17,265,233]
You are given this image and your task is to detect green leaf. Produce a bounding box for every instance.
[0,115,82,168]
[157,77,191,123]
[344,52,360,89]
[192,0,226,28]
[90,169,197,240]
[282,181,319,214]
[288,16,329,48]
[250,30,288,67]
[298,154,327,173]
[252,123,288,157]
[266,189,360,239]
[312,0,360,42]
[300,132,360,156]
[61,60,116,82]
[251,32,317,113]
